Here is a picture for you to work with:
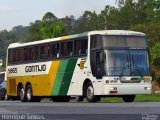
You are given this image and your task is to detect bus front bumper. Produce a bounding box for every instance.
[104,84,151,95]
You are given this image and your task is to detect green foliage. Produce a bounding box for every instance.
[100,94,160,102]
[130,23,160,47]
[42,12,57,23]
[151,42,160,67]
[28,12,65,41]
[74,11,99,33]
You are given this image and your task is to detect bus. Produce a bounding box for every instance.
[6,30,152,102]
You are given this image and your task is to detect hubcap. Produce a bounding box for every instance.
[27,88,31,101]
[87,86,94,99]
[20,88,25,100]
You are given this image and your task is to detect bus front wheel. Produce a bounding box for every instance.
[84,82,99,102]
[122,95,135,102]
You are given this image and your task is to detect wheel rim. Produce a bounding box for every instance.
[20,88,25,100]
[27,88,32,101]
[87,86,94,100]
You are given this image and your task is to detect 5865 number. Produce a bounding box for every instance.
[8,68,17,74]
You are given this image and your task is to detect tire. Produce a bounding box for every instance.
[76,96,84,102]
[19,86,27,102]
[26,85,41,102]
[52,96,71,102]
[122,95,135,102]
[26,85,33,102]
[84,82,98,102]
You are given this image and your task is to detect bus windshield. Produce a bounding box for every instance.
[104,50,150,76]
[91,35,148,49]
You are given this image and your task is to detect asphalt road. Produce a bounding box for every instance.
[0,101,160,120]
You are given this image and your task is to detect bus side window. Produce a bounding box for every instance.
[74,40,81,56]
[50,43,59,58]
[35,46,39,60]
[24,48,29,61]
[74,38,88,56]
[17,49,21,62]
[40,46,46,59]
[81,39,88,55]
[8,49,13,64]
[55,43,59,58]
[48,45,51,58]
[20,48,24,62]
[12,49,16,62]
[60,42,67,57]
[28,48,34,60]
[67,41,73,56]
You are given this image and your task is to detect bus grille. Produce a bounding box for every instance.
[120,80,141,83]
[9,79,16,94]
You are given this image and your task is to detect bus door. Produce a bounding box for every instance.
[95,51,105,79]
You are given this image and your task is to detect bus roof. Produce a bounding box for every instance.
[8,30,145,49]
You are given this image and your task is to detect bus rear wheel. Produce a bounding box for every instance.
[26,85,33,102]
[26,85,41,102]
[19,86,26,102]
[122,95,135,102]
[84,82,99,102]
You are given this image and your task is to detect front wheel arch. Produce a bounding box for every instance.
[83,80,99,102]
[82,79,92,96]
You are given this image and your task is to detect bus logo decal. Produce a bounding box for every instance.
[25,64,46,73]
[78,60,86,70]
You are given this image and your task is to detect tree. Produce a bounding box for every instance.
[28,12,66,41]
[42,12,57,23]
[28,21,43,41]
[74,11,99,33]
[52,20,65,37]
[130,23,160,47]
[60,16,75,35]
[99,5,119,29]
[151,42,160,67]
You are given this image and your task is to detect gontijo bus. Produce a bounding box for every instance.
[6,30,152,102]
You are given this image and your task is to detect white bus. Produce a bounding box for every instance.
[6,30,152,102]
